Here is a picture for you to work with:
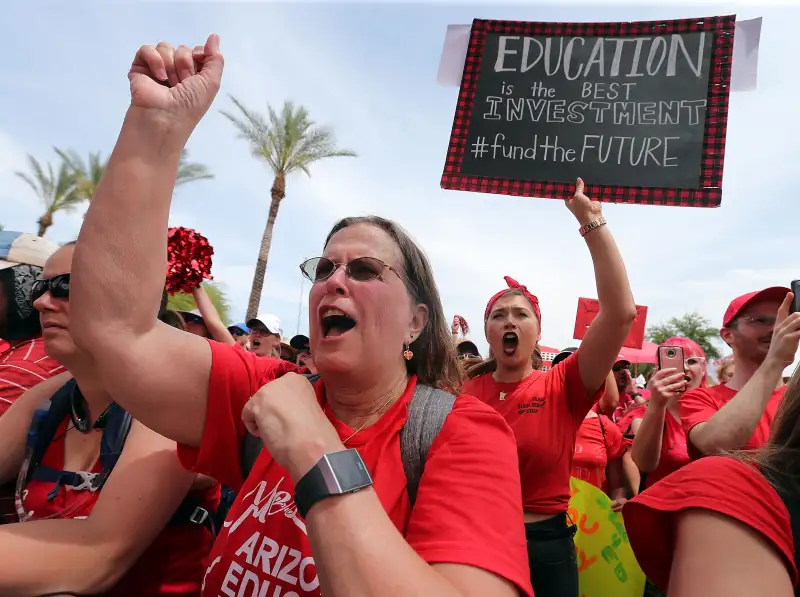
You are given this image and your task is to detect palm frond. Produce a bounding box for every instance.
[54,147,86,174]
[223,97,356,181]
[15,171,41,196]
[175,149,214,187]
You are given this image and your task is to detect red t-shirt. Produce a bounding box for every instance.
[616,404,646,436]
[0,338,65,416]
[463,352,601,514]
[23,418,218,596]
[178,341,533,597]
[624,457,798,591]
[680,384,785,458]
[572,414,626,491]
[631,407,690,489]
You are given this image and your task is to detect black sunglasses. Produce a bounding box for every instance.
[229,329,248,337]
[300,256,401,284]
[30,273,71,305]
[458,353,480,360]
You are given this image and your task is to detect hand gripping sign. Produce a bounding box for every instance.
[568,477,646,597]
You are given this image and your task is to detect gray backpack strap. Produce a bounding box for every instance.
[240,380,456,505]
[400,384,456,508]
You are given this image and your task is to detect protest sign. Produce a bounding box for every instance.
[569,477,646,597]
[441,16,736,207]
[574,298,648,349]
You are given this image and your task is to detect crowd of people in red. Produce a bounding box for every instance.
[0,34,798,597]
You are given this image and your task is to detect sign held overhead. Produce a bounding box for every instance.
[441,16,736,208]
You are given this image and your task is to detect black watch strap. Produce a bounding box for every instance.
[294,449,373,518]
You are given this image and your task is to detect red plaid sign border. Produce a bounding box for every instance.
[441,16,736,208]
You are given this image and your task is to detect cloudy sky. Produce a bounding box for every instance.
[1,1,797,373]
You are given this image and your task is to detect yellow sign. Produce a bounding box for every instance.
[568,477,646,597]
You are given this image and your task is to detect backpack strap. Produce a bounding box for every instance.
[92,404,132,491]
[237,376,456,510]
[22,381,215,534]
[240,373,321,480]
[25,380,74,485]
[400,384,456,508]
[597,415,607,456]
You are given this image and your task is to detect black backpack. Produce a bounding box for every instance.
[215,378,456,528]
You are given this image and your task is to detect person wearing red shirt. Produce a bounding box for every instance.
[630,338,706,492]
[680,287,797,458]
[624,456,797,597]
[68,38,533,597]
[572,412,626,499]
[624,365,800,596]
[463,181,636,597]
[0,242,219,595]
[553,349,628,505]
[0,231,64,417]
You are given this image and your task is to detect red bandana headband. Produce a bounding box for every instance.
[484,276,542,323]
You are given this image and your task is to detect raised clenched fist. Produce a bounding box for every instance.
[128,34,224,132]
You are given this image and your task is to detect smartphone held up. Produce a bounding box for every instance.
[791,280,799,315]
[658,345,685,374]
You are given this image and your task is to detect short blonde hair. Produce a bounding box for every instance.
[716,358,734,384]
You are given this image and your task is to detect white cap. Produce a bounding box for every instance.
[0,231,59,271]
[247,313,283,337]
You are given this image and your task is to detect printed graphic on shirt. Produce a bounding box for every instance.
[517,396,545,415]
[207,476,319,597]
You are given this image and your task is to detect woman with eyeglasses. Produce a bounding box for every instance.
[0,242,219,596]
[630,338,706,496]
[463,180,636,597]
[66,36,532,597]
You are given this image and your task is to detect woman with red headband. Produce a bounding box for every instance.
[465,180,636,597]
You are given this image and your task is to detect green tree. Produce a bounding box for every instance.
[647,312,722,360]
[15,155,80,236]
[221,97,357,320]
[56,147,213,202]
[167,282,232,324]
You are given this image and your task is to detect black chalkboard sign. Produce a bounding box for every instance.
[442,16,735,208]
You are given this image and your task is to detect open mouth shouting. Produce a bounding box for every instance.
[502,332,519,356]
[320,306,357,339]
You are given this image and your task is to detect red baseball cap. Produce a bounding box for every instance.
[722,287,791,328]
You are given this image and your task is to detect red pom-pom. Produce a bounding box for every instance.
[165,227,214,294]
[458,315,470,335]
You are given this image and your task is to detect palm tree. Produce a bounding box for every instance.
[221,97,357,319]
[56,148,213,203]
[15,155,81,236]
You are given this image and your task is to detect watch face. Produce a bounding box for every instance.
[327,449,373,491]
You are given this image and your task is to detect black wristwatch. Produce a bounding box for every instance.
[294,449,373,518]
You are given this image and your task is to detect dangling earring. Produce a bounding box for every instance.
[403,342,414,361]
